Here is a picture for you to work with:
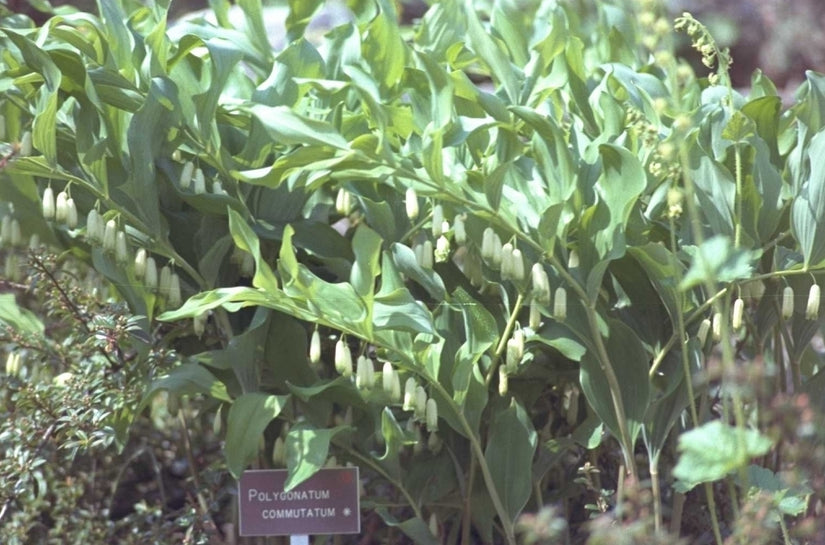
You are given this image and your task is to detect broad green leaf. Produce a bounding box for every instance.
[350,224,382,298]
[138,362,231,413]
[285,0,324,42]
[580,319,650,448]
[245,104,348,149]
[390,243,447,301]
[2,30,61,164]
[627,244,688,326]
[680,236,759,290]
[285,423,349,490]
[0,294,45,336]
[225,393,289,478]
[227,208,279,294]
[362,6,407,97]
[484,400,537,522]
[791,129,825,268]
[464,1,519,103]
[127,77,182,231]
[673,421,774,490]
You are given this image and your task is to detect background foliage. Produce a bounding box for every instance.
[2,0,825,543]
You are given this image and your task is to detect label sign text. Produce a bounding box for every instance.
[238,468,360,536]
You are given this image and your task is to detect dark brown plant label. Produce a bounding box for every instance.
[238,468,360,536]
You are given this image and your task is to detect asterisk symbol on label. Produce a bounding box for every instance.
[343,508,352,516]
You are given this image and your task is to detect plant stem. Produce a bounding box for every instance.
[338,445,424,521]
[485,292,525,387]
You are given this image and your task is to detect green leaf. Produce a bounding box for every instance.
[350,224,382,299]
[673,421,774,490]
[0,294,45,336]
[285,423,349,490]
[127,77,182,231]
[226,393,289,478]
[139,363,231,413]
[580,319,650,448]
[390,243,447,300]
[792,129,825,268]
[227,208,279,294]
[484,400,537,523]
[680,236,759,290]
[245,104,349,149]
[464,1,519,103]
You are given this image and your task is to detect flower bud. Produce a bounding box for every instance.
[55,191,68,222]
[506,337,522,373]
[114,231,128,264]
[510,248,525,282]
[325,456,338,468]
[381,361,393,392]
[19,131,32,156]
[415,240,433,269]
[271,437,286,467]
[425,398,438,432]
[335,187,351,215]
[9,219,21,247]
[553,287,567,320]
[5,352,21,377]
[435,235,450,262]
[0,216,10,247]
[4,253,19,281]
[29,233,41,250]
[498,367,509,396]
[413,425,424,455]
[481,227,495,262]
[529,300,541,330]
[453,214,466,245]
[431,204,444,236]
[806,284,820,320]
[711,311,722,341]
[531,263,550,303]
[42,187,55,219]
[172,149,182,162]
[428,513,439,539]
[168,272,182,307]
[144,256,158,291]
[134,248,147,279]
[86,209,103,243]
[500,242,514,279]
[180,160,194,189]
[568,250,580,269]
[405,187,419,220]
[102,219,117,252]
[697,318,711,345]
[193,311,207,337]
[309,329,322,364]
[212,180,225,195]
[159,265,172,297]
[390,371,401,401]
[781,286,794,319]
[356,355,375,390]
[65,198,78,229]
[414,385,427,420]
[731,298,744,330]
[335,338,353,377]
[403,377,417,411]
[193,167,206,194]
[212,405,222,436]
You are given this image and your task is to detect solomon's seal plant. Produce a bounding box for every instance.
[2,0,825,543]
